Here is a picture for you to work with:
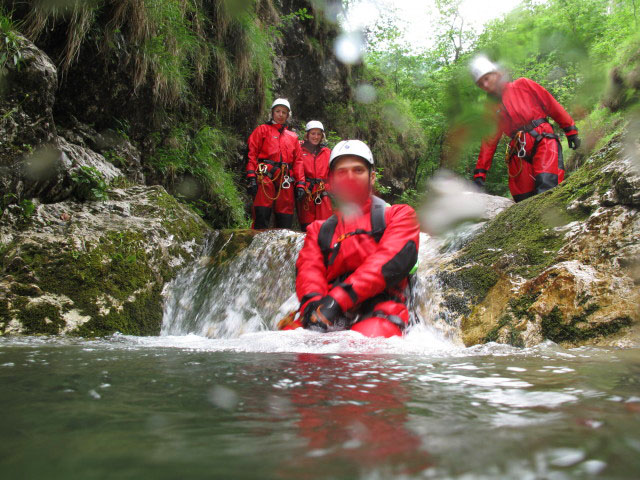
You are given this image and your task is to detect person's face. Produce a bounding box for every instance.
[272,106,289,125]
[307,129,323,145]
[476,71,503,96]
[329,156,375,205]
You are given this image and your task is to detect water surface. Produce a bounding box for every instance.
[1,333,639,479]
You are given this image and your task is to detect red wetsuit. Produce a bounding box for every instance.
[246,123,304,229]
[296,141,332,231]
[294,197,420,337]
[474,77,578,202]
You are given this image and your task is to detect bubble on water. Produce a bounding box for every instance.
[420,170,487,235]
[354,83,377,104]
[1,362,15,367]
[88,389,101,399]
[208,385,238,410]
[334,31,365,65]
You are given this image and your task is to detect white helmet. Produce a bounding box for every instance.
[329,140,374,168]
[469,55,499,83]
[305,120,324,132]
[271,98,292,117]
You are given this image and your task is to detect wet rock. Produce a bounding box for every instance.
[0,185,210,336]
[0,34,57,151]
[454,133,640,348]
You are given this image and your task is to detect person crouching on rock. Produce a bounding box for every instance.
[246,98,305,229]
[297,121,333,232]
[285,140,420,338]
[469,55,581,202]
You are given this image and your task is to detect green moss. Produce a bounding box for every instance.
[18,300,65,335]
[439,265,499,305]
[483,312,525,347]
[457,139,623,280]
[541,305,632,343]
[148,124,247,228]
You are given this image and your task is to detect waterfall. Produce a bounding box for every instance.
[162,225,483,342]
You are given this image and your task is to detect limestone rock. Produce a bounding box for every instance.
[454,133,639,348]
[0,186,210,336]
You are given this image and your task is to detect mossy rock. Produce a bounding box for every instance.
[0,185,211,336]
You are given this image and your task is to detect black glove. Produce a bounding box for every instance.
[567,134,581,150]
[247,177,258,198]
[473,177,486,191]
[296,187,306,201]
[302,295,343,332]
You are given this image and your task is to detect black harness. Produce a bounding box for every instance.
[508,117,565,169]
[318,196,387,267]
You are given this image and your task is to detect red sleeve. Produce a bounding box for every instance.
[292,139,305,188]
[474,130,502,181]
[329,205,420,312]
[296,221,329,311]
[246,126,264,178]
[525,78,578,136]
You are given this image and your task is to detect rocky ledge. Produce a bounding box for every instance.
[0,186,209,336]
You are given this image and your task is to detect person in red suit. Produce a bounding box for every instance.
[296,121,333,232]
[469,55,582,202]
[285,140,420,338]
[246,98,305,229]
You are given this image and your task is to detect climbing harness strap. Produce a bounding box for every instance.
[256,158,293,201]
[303,177,329,209]
[505,118,563,177]
[318,196,387,267]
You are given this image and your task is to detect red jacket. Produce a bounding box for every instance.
[246,123,304,186]
[300,142,331,191]
[474,77,578,180]
[296,198,420,313]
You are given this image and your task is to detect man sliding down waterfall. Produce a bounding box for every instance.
[278,140,420,338]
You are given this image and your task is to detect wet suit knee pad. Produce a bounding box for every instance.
[275,213,293,229]
[253,206,272,229]
[351,317,403,338]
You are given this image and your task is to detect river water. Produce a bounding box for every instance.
[1,333,639,479]
[2,229,639,479]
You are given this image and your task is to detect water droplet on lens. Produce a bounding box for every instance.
[208,385,238,410]
[354,83,377,104]
[334,32,364,65]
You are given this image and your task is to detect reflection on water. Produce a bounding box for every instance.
[0,336,639,479]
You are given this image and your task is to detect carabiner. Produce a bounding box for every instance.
[281,175,292,189]
[517,131,527,158]
[258,163,268,174]
[314,195,323,205]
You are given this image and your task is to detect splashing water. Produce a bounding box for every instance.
[161,222,484,354]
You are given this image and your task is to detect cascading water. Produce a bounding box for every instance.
[162,229,304,338]
[161,223,484,346]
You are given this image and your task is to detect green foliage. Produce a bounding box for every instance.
[362,0,640,198]
[0,8,23,72]
[325,67,430,194]
[71,166,109,202]
[18,198,35,218]
[149,123,247,228]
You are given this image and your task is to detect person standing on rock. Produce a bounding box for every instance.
[296,121,333,232]
[469,55,582,202]
[246,98,305,229]
[280,140,420,338]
